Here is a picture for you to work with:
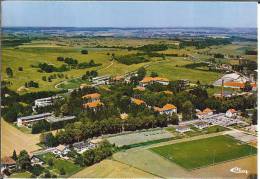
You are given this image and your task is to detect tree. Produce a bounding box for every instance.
[244,81,252,92]
[45,133,58,147]
[44,171,51,178]
[137,67,146,81]
[42,76,47,81]
[57,56,64,61]
[83,149,95,166]
[18,67,23,71]
[252,109,257,125]
[81,49,88,54]
[150,71,158,77]
[182,101,193,121]
[60,167,66,175]
[48,158,54,166]
[6,67,13,78]
[17,150,31,170]
[12,150,17,161]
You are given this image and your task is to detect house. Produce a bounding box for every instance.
[131,98,146,106]
[53,144,70,156]
[17,112,52,127]
[1,157,16,171]
[196,108,213,119]
[162,90,173,95]
[82,93,101,102]
[176,126,191,133]
[223,82,257,91]
[139,77,170,87]
[92,75,110,85]
[133,86,146,91]
[193,121,209,129]
[90,138,103,146]
[80,83,89,89]
[153,77,170,86]
[30,155,45,166]
[154,104,177,116]
[223,82,245,89]
[83,101,104,111]
[45,115,76,124]
[139,77,154,87]
[226,109,237,118]
[111,76,124,84]
[32,96,63,111]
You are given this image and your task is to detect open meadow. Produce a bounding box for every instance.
[2,37,255,93]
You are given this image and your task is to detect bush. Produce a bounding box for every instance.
[115,54,149,65]
[81,49,88,54]
[59,167,66,175]
[48,158,54,166]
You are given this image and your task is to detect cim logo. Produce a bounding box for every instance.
[230,167,248,175]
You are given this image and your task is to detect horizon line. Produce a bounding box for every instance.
[2,26,257,29]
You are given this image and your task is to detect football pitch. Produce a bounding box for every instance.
[150,135,257,170]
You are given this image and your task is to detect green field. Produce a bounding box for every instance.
[10,171,32,178]
[2,38,256,93]
[150,135,257,170]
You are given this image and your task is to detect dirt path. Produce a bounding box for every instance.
[55,60,114,90]
[1,119,41,157]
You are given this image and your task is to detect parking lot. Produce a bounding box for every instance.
[228,131,257,143]
[201,113,247,127]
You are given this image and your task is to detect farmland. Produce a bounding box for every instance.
[150,135,257,170]
[2,36,256,93]
[1,119,41,157]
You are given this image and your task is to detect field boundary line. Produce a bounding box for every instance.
[111,158,164,179]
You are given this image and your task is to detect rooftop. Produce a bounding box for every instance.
[83,101,104,108]
[140,76,169,83]
[155,103,177,112]
[131,98,145,105]
[18,112,52,121]
[1,156,16,165]
[227,108,237,113]
[82,93,100,99]
[45,115,76,123]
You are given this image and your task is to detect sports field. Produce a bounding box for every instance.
[150,135,257,170]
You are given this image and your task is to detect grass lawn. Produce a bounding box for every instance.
[204,125,228,134]
[37,153,81,177]
[10,171,32,178]
[146,58,221,84]
[150,135,257,170]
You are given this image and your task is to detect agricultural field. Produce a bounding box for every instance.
[3,37,255,93]
[150,135,257,170]
[71,159,156,178]
[1,119,41,157]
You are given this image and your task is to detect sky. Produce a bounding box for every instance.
[2,1,257,28]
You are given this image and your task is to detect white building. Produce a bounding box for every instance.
[193,121,209,129]
[225,109,237,118]
[176,125,191,133]
[33,96,63,111]
[196,108,213,119]
[17,113,52,127]
[154,104,177,116]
